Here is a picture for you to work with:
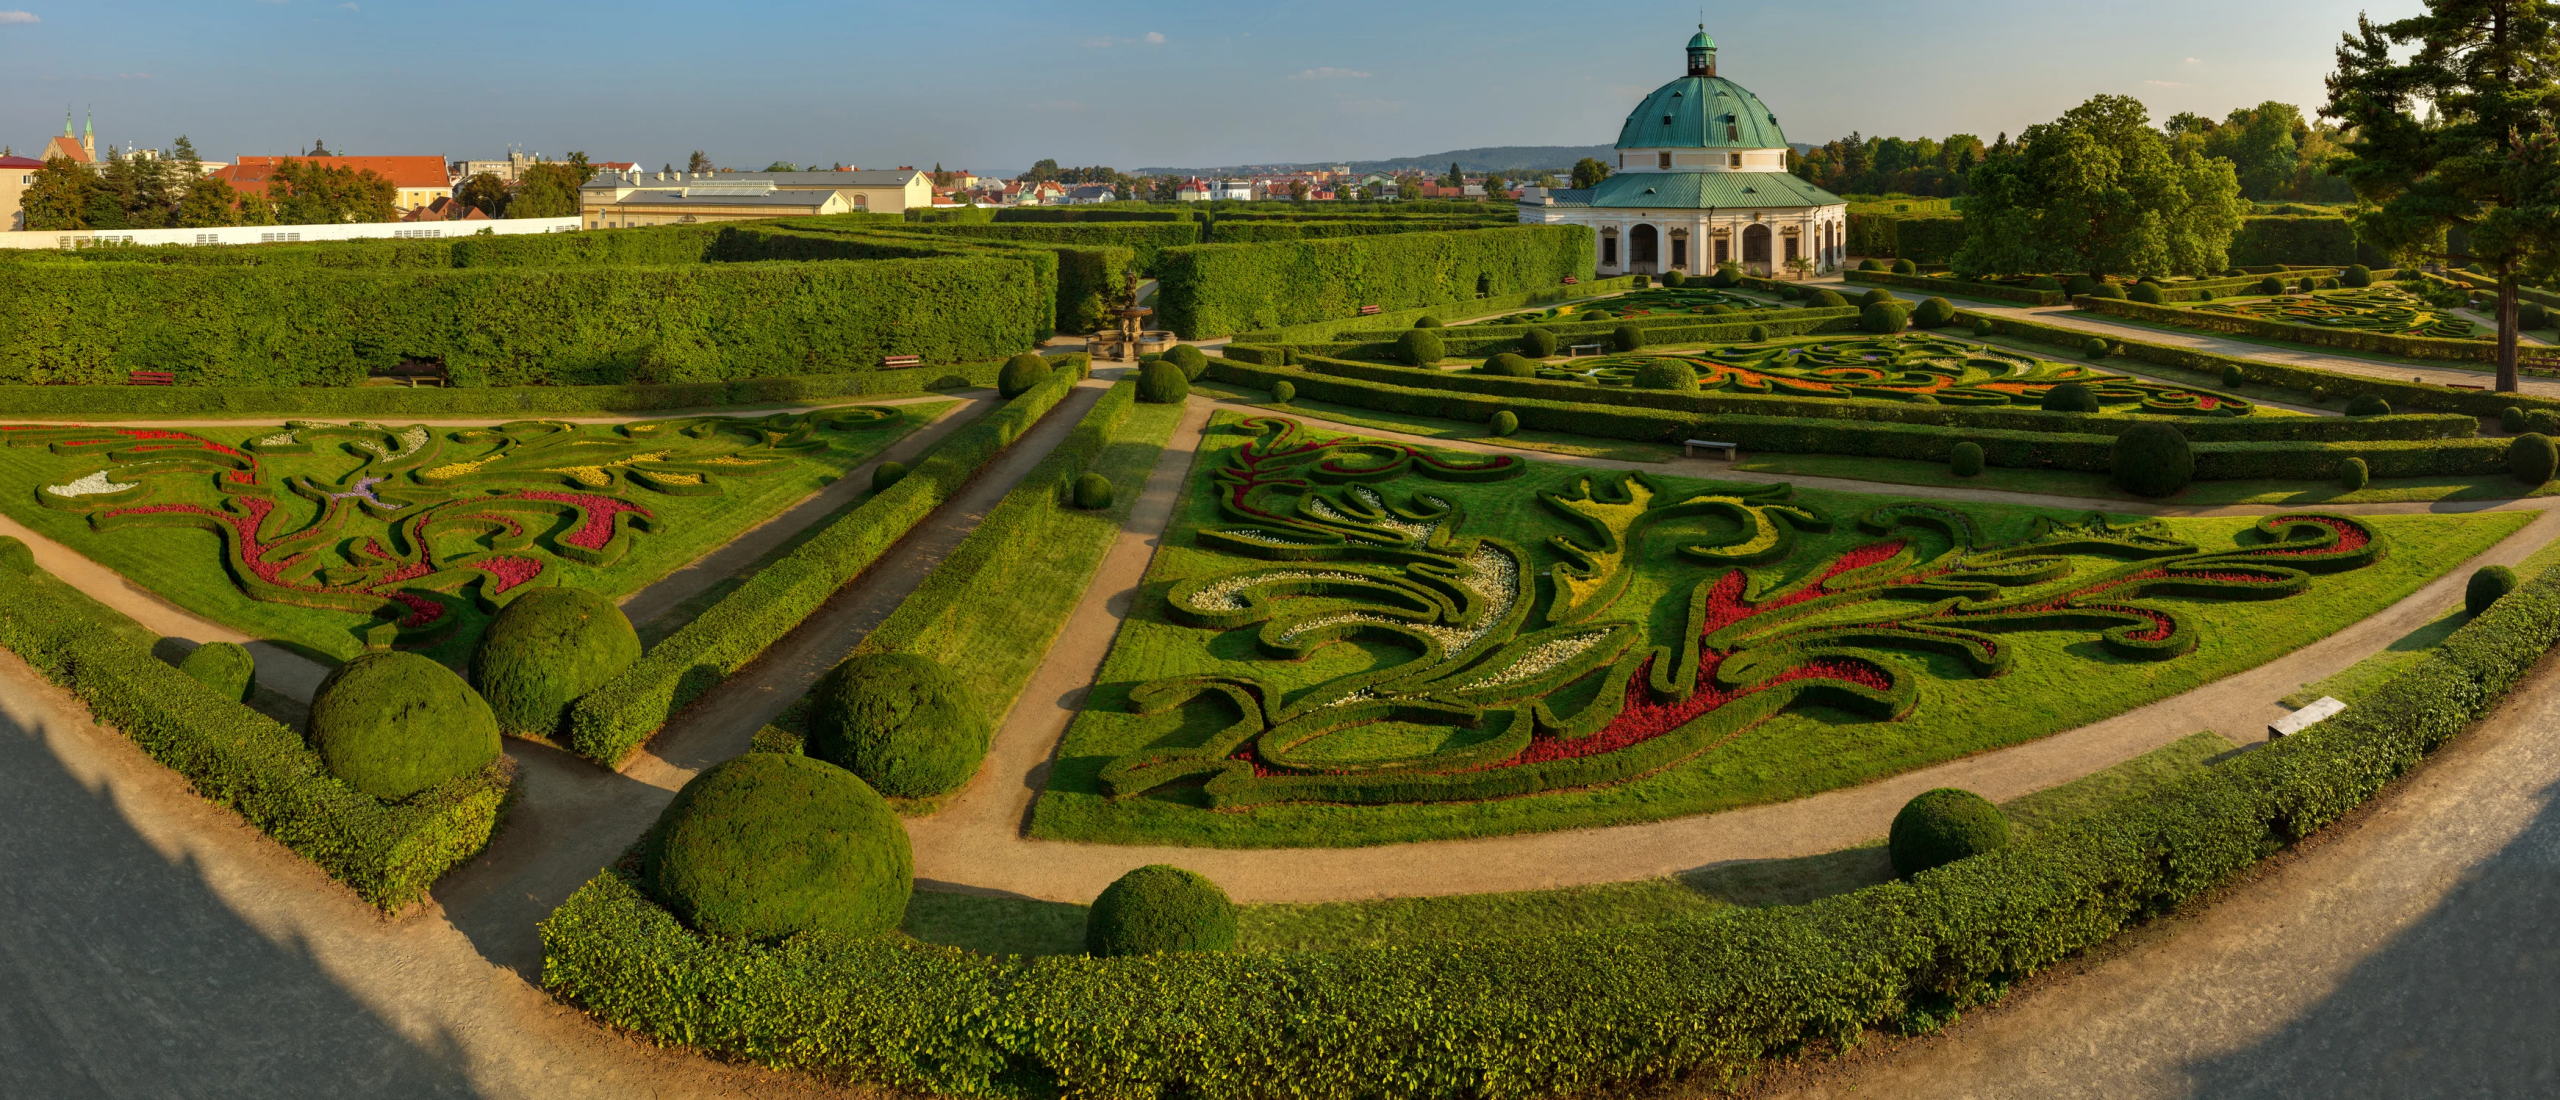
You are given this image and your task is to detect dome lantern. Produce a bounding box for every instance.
[1687,27,1716,77]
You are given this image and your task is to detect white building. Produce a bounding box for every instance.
[1518,28,1846,278]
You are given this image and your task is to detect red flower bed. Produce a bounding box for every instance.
[515,491,651,550]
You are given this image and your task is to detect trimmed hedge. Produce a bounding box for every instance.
[1074,472,1114,509]
[1229,277,1638,346]
[1154,226,1592,338]
[1138,360,1190,403]
[998,353,1052,399]
[642,753,912,941]
[1846,269,2066,307]
[1887,789,2010,878]
[809,653,989,798]
[0,569,509,910]
[177,640,256,704]
[538,560,2560,1098]
[565,357,1091,767]
[1086,865,1239,957]
[2468,565,2519,616]
[2073,294,2494,364]
[307,653,502,802]
[470,586,641,739]
[0,535,28,575]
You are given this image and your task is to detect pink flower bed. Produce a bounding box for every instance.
[515,491,652,550]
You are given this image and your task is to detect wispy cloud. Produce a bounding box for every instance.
[0,10,38,24]
[2184,56,2201,65]
[1336,97,1402,116]
[2144,79,2190,88]
[1288,67,1369,80]
[338,2,358,9]
[1083,30,1165,48]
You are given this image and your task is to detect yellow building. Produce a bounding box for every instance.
[580,177,853,228]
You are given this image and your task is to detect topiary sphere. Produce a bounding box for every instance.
[2259,275,2286,295]
[2222,364,2246,388]
[2027,276,2063,292]
[1414,315,1444,328]
[1164,343,1210,380]
[1912,297,1957,329]
[1971,317,1996,337]
[1858,258,1884,272]
[1632,358,1698,390]
[1661,269,1687,288]
[2082,336,2111,359]
[1397,328,1446,366]
[1950,441,1985,478]
[2346,393,2392,417]
[2297,275,2319,293]
[1888,788,2011,878]
[2343,264,2372,288]
[2129,282,2166,305]
[1270,380,1296,403]
[1610,323,1643,352]
[1073,472,1113,510]
[1520,327,1558,358]
[306,652,500,801]
[810,652,990,797]
[178,640,256,704]
[996,352,1051,399]
[1807,288,1848,308]
[0,534,33,576]
[2086,282,2127,300]
[2042,382,2102,413]
[1860,301,1909,334]
[1482,352,1537,377]
[2112,422,2195,498]
[1085,864,1238,957]
[873,461,910,493]
[2065,274,2098,297]
[1747,324,1771,342]
[2468,564,2520,617]
[643,753,913,941]
[471,586,640,738]
[2339,456,2370,491]
[2502,406,2528,434]
[1137,359,1190,403]
[1858,288,1895,307]
[2510,432,2558,484]
[1890,257,1917,275]
[1489,410,1519,436]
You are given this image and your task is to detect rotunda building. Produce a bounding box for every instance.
[1520,29,1847,279]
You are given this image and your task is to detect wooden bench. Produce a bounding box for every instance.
[1683,439,1738,461]
[880,355,923,369]
[1562,276,1579,285]
[2448,383,2485,390]
[367,360,449,388]
[1568,343,1605,357]
[1356,305,1382,316]
[2268,695,2345,741]
[127,370,175,386]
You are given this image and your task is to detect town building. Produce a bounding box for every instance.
[41,112,96,166]
[577,175,853,228]
[402,197,493,223]
[0,154,44,230]
[703,168,932,213]
[1174,177,1212,202]
[1517,28,1846,278]
[1064,183,1116,204]
[216,155,456,214]
[451,147,541,184]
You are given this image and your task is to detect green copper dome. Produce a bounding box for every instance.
[1615,75,1787,151]
[1688,29,1714,49]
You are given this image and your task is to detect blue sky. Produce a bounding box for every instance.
[0,0,2424,175]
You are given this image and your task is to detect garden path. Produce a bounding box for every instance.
[896,398,2560,904]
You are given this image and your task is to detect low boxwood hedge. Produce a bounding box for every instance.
[0,569,510,910]
[2074,294,2494,363]
[538,559,2560,1098]
[177,640,257,703]
[566,356,1091,768]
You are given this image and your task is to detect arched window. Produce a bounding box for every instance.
[1629,224,1659,273]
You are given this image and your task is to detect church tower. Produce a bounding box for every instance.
[82,110,95,160]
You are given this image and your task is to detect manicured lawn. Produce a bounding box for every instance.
[2282,529,2560,708]
[1730,450,2560,505]
[1028,412,2527,848]
[0,403,947,666]
[905,730,2242,956]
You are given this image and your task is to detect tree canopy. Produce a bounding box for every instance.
[1569,157,1611,190]
[1954,94,2245,277]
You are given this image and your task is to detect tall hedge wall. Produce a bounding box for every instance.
[2228,216,2362,267]
[540,553,2560,1098]
[0,359,1016,418]
[1845,214,1965,264]
[897,222,1203,273]
[1153,226,1593,338]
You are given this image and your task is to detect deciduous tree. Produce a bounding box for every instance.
[19,155,95,230]
[454,172,510,217]
[510,162,584,218]
[1955,94,2244,277]
[1569,156,1612,189]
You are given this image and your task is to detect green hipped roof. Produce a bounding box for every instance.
[1688,29,1714,49]
[1616,75,1786,150]
[1557,171,1843,210]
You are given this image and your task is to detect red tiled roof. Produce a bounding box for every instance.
[224,154,451,189]
[0,155,44,169]
[40,136,88,165]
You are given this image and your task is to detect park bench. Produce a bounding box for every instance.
[2268,695,2346,741]
[1568,343,1605,357]
[2448,383,2485,390]
[880,354,923,369]
[127,370,175,386]
[1357,305,1382,316]
[1562,275,1579,285]
[1683,439,1738,461]
[368,361,448,388]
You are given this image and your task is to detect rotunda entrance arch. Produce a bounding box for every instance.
[1629,224,1660,274]
[1742,223,1771,274]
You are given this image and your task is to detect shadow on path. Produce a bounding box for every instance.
[0,694,485,1099]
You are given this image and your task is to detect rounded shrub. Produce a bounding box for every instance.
[2346,393,2392,417]
[1085,864,1237,957]
[1520,326,1558,358]
[1887,788,2010,878]
[1632,358,1698,390]
[2086,282,2127,300]
[2298,275,2319,293]
[1164,343,1210,380]
[1860,301,1910,334]
[2042,381,2101,413]
[2082,336,2111,359]
[643,753,912,941]
[2502,406,2528,433]
[2510,432,2558,484]
[1488,410,1519,436]
[1481,352,1537,377]
[306,652,500,801]
[2112,422,2195,498]
[1632,274,1650,289]
[1891,257,1918,275]
[1703,304,1739,317]
[2525,302,2552,331]
[1269,379,1295,403]
[2334,456,2369,492]
[996,352,1050,399]
[1073,472,1113,510]
[2129,281,2166,305]
[1950,441,1985,478]
[1136,359,1189,403]
[1397,328,1446,366]
[1807,288,1848,308]
[811,652,990,797]
[1661,269,1687,288]
[2065,274,2098,297]
[1414,315,1443,329]
[471,586,641,738]
[1781,285,1806,300]
[2221,364,2246,388]
[872,460,909,492]
[2259,275,2286,295]
[1912,297,1957,328]
[2027,276,2063,292]
[2468,564,2520,617]
[1708,264,1741,288]
[178,641,256,704]
[1858,288,1895,307]
[0,534,32,576]
[2343,264,2372,288]
[1971,317,1996,337]
[1858,258,1884,272]
[1610,324,1643,352]
[2197,289,2216,301]
[1747,324,1771,342]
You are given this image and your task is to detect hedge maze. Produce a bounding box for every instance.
[2190,286,2479,338]
[1553,334,2249,413]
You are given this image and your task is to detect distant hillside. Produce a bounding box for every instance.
[1136,144,1614,177]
